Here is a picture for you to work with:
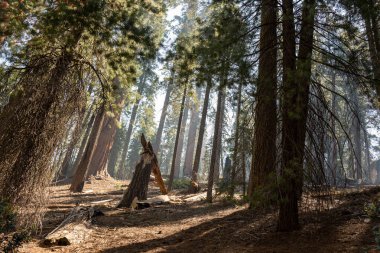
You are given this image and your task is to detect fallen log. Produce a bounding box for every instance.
[136,195,171,209]
[43,206,103,246]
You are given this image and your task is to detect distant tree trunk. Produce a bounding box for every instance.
[328,70,338,186]
[223,156,232,183]
[70,113,96,177]
[118,80,146,174]
[229,81,243,196]
[174,99,189,178]
[242,150,246,195]
[350,83,362,180]
[59,120,82,180]
[213,92,225,184]
[207,87,226,202]
[363,126,371,182]
[248,0,278,198]
[278,0,316,231]
[70,106,105,192]
[183,87,201,178]
[189,81,211,193]
[60,86,94,179]
[108,127,124,177]
[153,75,173,155]
[86,79,126,178]
[59,103,91,180]
[168,85,187,191]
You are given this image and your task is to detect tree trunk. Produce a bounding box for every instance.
[189,81,211,193]
[70,106,105,192]
[173,98,189,178]
[278,0,316,231]
[118,77,146,174]
[117,134,167,208]
[153,76,173,155]
[168,85,187,191]
[248,0,278,198]
[207,87,226,202]
[229,80,243,196]
[107,127,124,177]
[363,125,371,183]
[59,107,89,179]
[183,87,201,178]
[360,3,380,106]
[86,79,126,178]
[350,82,362,180]
[329,70,338,186]
[0,49,83,205]
[70,113,96,177]
[242,150,246,195]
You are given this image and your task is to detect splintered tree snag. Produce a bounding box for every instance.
[151,143,168,195]
[117,134,167,208]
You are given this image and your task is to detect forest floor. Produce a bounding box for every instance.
[15,178,380,253]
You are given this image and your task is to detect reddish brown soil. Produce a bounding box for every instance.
[16,179,380,253]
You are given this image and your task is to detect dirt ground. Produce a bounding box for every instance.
[16,178,380,253]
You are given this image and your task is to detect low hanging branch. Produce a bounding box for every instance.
[117,134,167,208]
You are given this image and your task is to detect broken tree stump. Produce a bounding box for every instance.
[117,134,167,208]
[43,206,103,246]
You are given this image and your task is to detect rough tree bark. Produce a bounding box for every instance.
[207,87,226,203]
[0,47,84,204]
[189,81,211,193]
[248,0,278,198]
[229,80,243,196]
[117,134,167,208]
[86,78,126,178]
[168,85,187,191]
[278,0,316,231]
[360,2,380,106]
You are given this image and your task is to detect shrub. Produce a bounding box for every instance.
[172,178,191,189]
[0,199,16,233]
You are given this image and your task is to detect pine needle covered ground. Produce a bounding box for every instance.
[13,179,380,253]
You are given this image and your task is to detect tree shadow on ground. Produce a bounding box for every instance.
[94,201,237,229]
[99,188,380,253]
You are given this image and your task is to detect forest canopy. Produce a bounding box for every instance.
[0,0,380,251]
